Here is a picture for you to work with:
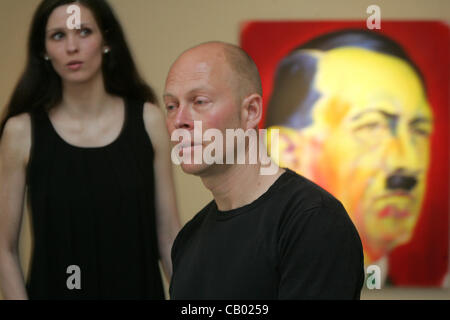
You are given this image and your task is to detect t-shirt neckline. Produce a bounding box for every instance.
[213,168,293,220]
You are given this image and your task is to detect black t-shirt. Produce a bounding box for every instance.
[170,169,364,299]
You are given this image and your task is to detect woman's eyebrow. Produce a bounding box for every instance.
[46,22,91,33]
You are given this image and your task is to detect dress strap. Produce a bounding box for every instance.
[123,99,154,151]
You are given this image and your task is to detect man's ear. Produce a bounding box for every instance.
[241,93,263,130]
[266,125,305,172]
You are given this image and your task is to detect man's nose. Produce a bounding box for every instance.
[65,33,79,53]
[385,127,422,174]
[384,127,422,191]
[173,105,194,130]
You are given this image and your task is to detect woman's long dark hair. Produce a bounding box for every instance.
[0,0,157,137]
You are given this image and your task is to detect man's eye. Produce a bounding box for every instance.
[166,104,176,111]
[194,98,208,105]
[354,121,384,132]
[412,126,430,137]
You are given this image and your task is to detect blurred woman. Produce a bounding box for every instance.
[0,0,180,299]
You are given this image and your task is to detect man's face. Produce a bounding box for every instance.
[273,47,433,261]
[164,46,242,176]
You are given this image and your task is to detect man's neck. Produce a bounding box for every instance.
[201,164,284,211]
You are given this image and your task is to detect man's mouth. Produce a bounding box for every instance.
[374,191,414,219]
[176,142,202,153]
[375,191,413,200]
[378,205,410,219]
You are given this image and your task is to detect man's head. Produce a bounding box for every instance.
[164,41,263,176]
[266,30,433,262]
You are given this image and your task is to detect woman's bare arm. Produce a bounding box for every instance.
[143,103,181,281]
[0,114,31,300]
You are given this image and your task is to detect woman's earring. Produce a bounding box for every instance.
[103,47,110,54]
[44,55,50,61]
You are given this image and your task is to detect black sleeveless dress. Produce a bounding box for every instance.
[25,99,165,299]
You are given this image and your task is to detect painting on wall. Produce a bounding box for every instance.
[241,21,449,287]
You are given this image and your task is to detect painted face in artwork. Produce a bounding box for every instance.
[268,47,433,263]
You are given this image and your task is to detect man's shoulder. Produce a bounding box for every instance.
[269,169,360,240]
[175,201,215,240]
[171,200,216,262]
[189,200,215,223]
[275,168,343,212]
[275,170,362,255]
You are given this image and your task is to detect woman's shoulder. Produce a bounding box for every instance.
[2,113,32,142]
[142,101,164,126]
[141,102,169,150]
[1,113,32,165]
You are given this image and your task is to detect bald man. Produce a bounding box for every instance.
[164,41,364,299]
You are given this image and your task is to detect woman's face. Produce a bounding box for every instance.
[45,4,106,85]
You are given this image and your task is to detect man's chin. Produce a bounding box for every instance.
[366,224,415,253]
[180,163,210,176]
